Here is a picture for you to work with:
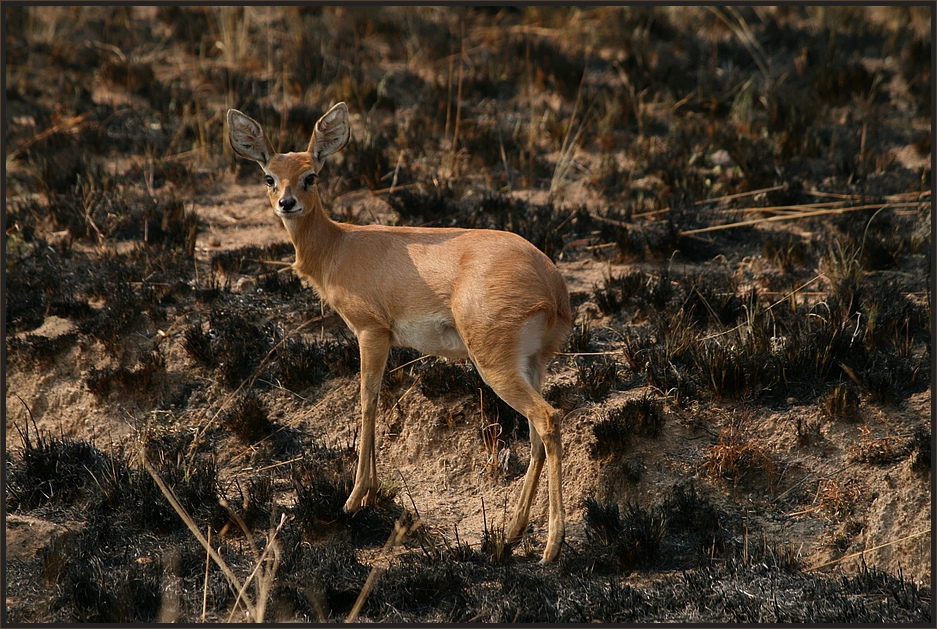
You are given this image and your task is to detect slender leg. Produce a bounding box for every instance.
[507,418,545,543]
[538,409,565,563]
[474,359,566,563]
[344,329,390,513]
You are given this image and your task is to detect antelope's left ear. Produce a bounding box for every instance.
[309,102,351,162]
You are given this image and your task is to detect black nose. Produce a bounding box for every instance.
[278,197,296,212]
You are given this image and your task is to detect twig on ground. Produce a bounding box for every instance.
[680,202,914,236]
[142,456,256,620]
[346,514,421,623]
[807,528,932,573]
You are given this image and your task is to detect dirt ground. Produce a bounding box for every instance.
[4,5,933,623]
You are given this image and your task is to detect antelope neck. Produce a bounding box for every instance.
[280,190,343,290]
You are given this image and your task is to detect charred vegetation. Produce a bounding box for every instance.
[4,5,931,624]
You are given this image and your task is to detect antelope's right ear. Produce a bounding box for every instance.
[227,109,275,166]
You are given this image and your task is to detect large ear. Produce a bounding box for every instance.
[227,109,275,166]
[309,102,350,162]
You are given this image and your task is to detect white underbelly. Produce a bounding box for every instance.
[391,315,468,359]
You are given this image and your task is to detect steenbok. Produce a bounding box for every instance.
[227,102,572,562]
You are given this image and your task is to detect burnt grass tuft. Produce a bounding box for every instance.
[182,312,360,391]
[579,482,732,576]
[85,347,165,398]
[209,242,294,276]
[907,425,932,474]
[590,394,664,458]
[289,447,402,547]
[7,428,226,539]
[360,553,929,623]
[221,392,274,443]
[575,357,622,401]
[4,5,931,624]
[185,314,278,388]
[5,424,403,622]
[616,260,929,406]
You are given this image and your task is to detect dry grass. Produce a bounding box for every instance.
[820,383,861,423]
[847,425,904,466]
[702,414,777,487]
[816,477,864,522]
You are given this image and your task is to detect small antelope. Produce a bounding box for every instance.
[227,103,572,562]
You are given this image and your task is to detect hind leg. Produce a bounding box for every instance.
[506,355,546,544]
[472,353,565,562]
[506,417,545,544]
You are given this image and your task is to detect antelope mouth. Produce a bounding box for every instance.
[276,206,305,217]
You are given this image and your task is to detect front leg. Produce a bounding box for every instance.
[344,329,391,513]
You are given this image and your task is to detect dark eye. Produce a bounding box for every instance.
[264,175,275,187]
[302,173,317,189]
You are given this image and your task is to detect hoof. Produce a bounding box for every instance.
[540,544,561,564]
[506,521,528,545]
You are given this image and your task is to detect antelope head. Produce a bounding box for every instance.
[227,102,351,219]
